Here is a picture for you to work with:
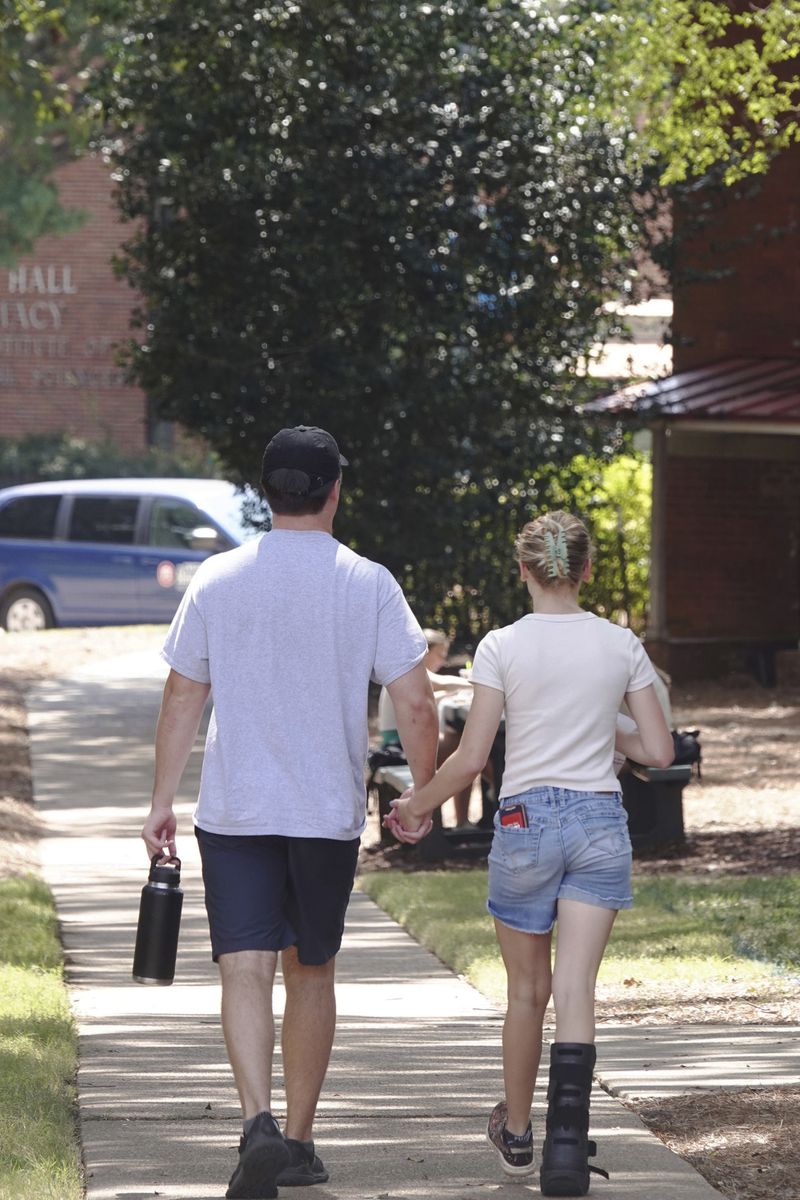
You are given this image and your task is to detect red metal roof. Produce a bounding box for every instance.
[586,357,800,422]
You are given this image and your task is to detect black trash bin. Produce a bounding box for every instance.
[621,763,691,850]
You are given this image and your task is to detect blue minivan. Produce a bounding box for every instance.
[0,478,270,631]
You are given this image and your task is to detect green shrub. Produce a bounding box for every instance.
[0,431,222,488]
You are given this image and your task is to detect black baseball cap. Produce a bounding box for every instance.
[261,425,348,497]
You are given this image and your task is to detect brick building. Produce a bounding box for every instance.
[592,148,800,680]
[0,155,149,453]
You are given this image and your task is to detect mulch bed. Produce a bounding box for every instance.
[633,826,800,876]
[632,1087,800,1200]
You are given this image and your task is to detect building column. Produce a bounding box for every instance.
[647,421,668,667]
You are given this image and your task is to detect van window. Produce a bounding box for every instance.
[0,494,61,539]
[147,499,206,549]
[68,497,138,544]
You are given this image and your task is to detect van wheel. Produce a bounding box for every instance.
[0,587,55,632]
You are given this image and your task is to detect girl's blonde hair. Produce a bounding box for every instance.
[514,511,593,586]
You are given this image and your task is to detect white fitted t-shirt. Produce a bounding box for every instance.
[161,530,426,840]
[470,612,657,796]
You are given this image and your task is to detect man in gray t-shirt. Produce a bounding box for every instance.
[142,425,439,1199]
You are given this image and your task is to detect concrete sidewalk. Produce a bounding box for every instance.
[28,653,795,1199]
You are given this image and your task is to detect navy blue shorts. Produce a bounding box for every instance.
[195,827,360,966]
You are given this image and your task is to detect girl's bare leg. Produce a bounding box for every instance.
[493,919,553,1135]
[551,899,617,1043]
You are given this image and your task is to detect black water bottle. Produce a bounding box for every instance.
[132,855,183,985]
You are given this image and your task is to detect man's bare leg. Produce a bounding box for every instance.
[219,949,279,1119]
[281,946,336,1142]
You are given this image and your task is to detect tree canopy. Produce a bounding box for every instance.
[579,0,800,185]
[2,1,798,267]
[0,2,100,263]
[94,0,640,635]
[7,0,795,632]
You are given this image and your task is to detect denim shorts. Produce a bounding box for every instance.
[487,787,633,935]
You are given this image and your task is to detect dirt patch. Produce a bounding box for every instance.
[632,826,800,877]
[1,627,799,1200]
[0,676,31,807]
[672,677,800,795]
[624,677,800,1199]
[0,625,166,686]
[631,1086,800,1200]
[0,795,42,874]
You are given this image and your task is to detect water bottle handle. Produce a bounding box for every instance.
[151,853,181,870]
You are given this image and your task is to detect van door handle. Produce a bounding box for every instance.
[111,555,134,565]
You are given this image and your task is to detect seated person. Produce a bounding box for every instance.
[378,629,482,828]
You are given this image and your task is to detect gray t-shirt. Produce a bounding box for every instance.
[161,529,426,840]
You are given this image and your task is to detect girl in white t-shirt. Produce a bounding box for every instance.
[389,511,672,1196]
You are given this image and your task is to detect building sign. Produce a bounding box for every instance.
[0,263,127,393]
[0,157,149,452]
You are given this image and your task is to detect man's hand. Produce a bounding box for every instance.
[142,803,177,860]
[382,790,433,844]
[145,669,210,861]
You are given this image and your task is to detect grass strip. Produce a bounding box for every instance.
[358,869,800,1007]
[0,875,82,1200]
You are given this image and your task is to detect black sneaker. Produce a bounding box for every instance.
[276,1137,330,1186]
[226,1111,291,1199]
[486,1100,535,1177]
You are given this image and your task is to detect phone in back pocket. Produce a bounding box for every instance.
[498,804,528,829]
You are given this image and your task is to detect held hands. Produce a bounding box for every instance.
[383,788,433,844]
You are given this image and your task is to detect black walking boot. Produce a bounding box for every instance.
[539,1042,609,1196]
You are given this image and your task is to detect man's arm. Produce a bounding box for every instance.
[142,669,211,859]
[385,662,439,791]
